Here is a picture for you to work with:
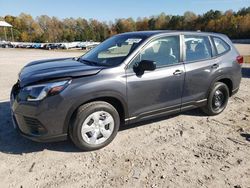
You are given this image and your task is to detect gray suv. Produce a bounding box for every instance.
[11,31,243,150]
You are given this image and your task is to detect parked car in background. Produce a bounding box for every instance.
[44,43,61,50]
[31,43,42,49]
[61,42,81,49]
[0,41,100,50]
[0,41,14,48]
[78,41,100,50]
[10,31,242,151]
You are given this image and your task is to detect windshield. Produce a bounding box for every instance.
[80,34,146,66]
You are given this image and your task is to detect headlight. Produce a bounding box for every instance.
[22,80,71,101]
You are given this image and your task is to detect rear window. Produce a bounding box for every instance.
[213,37,230,55]
[184,35,212,62]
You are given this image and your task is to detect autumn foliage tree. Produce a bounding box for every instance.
[0,7,250,42]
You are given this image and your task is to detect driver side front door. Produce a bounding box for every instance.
[126,35,185,122]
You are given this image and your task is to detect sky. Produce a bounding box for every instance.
[0,0,250,21]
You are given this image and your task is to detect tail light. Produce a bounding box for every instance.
[236,55,244,65]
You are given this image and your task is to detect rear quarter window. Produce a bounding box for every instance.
[212,37,230,55]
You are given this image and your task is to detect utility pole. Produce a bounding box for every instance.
[11,27,14,41]
[4,27,7,41]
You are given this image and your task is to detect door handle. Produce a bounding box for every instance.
[211,64,219,69]
[173,70,183,75]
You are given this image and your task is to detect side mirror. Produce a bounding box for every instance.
[133,60,156,75]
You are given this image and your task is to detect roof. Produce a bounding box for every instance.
[117,30,169,38]
[119,30,225,38]
[0,21,12,27]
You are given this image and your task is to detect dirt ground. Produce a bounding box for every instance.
[0,47,249,188]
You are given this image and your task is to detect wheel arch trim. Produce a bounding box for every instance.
[62,91,128,133]
[207,75,233,98]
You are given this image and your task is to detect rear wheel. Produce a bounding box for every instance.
[202,82,229,116]
[70,101,120,151]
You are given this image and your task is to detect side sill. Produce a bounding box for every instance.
[181,99,207,111]
[125,99,207,124]
[232,87,239,96]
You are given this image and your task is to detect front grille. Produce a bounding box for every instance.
[23,116,41,127]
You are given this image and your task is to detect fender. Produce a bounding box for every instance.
[62,91,128,133]
[206,74,233,98]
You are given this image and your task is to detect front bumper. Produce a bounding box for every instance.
[10,83,68,142]
[12,113,67,142]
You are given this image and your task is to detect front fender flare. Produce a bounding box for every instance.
[62,91,128,133]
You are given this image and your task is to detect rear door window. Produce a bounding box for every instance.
[212,37,230,55]
[184,35,212,62]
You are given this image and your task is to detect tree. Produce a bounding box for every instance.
[136,17,149,31]
[114,18,136,33]
[183,11,197,30]
[1,7,250,42]
[168,15,184,30]
[154,13,170,30]
[237,7,250,16]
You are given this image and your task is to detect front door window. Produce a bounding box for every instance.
[130,35,180,69]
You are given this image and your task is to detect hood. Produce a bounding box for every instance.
[19,58,103,87]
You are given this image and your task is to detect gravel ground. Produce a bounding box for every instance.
[0,48,249,188]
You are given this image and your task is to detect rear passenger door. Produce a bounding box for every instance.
[182,35,218,108]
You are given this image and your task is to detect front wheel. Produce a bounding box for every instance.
[202,82,229,116]
[69,101,120,151]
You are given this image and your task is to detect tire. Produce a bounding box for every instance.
[69,101,120,151]
[202,82,229,116]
